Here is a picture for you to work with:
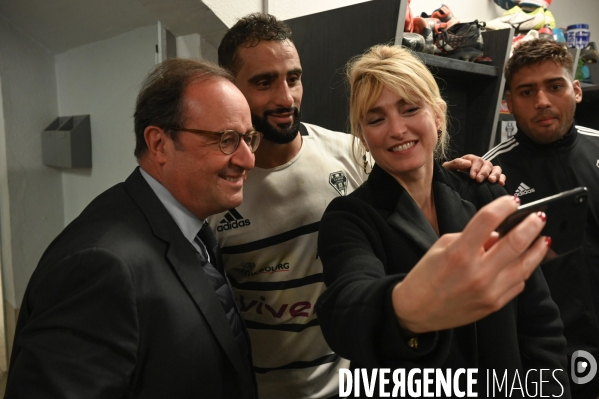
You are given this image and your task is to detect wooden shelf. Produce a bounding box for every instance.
[414,53,500,77]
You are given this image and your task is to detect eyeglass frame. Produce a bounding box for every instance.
[164,127,263,155]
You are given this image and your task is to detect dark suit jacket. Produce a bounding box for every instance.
[5,168,257,399]
[316,163,570,398]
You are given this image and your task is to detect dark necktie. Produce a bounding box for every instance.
[195,224,250,362]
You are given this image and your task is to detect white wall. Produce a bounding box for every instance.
[177,34,202,60]
[203,0,262,28]
[205,0,599,32]
[0,19,63,308]
[177,33,218,64]
[550,0,599,33]
[56,25,157,225]
[268,0,370,21]
[203,0,370,27]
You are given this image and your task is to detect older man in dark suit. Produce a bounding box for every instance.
[5,59,262,398]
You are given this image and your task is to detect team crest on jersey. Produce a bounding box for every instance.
[329,171,348,196]
[240,262,256,273]
[231,262,256,277]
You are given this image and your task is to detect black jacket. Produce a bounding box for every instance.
[485,124,599,399]
[6,168,257,399]
[316,163,569,398]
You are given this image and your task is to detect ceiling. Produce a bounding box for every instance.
[0,0,227,54]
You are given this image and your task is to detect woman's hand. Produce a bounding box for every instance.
[392,195,549,333]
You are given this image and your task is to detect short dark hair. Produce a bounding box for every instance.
[218,13,293,76]
[505,39,574,90]
[133,58,233,158]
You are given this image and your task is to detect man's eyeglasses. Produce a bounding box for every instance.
[165,127,263,155]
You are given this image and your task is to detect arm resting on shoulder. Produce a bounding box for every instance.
[443,154,506,186]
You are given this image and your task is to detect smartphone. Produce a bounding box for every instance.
[496,187,589,261]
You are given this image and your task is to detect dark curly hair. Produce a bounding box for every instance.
[218,13,293,76]
[505,39,573,90]
[133,58,233,158]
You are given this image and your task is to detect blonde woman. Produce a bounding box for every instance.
[316,45,569,397]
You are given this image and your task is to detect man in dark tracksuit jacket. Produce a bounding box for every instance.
[484,38,599,399]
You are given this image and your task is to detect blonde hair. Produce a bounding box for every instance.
[347,44,449,164]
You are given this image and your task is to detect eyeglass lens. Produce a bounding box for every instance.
[219,131,260,154]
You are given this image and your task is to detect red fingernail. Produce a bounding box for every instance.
[512,195,520,205]
[545,236,552,247]
[537,211,547,222]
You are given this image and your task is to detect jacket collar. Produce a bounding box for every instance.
[123,167,249,386]
[366,163,475,252]
[514,122,578,152]
[139,167,204,249]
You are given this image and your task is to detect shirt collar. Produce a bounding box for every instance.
[139,167,205,245]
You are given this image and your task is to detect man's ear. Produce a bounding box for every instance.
[144,126,168,165]
[572,80,583,104]
[505,91,513,114]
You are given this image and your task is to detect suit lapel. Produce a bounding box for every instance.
[369,164,477,253]
[124,168,249,383]
[386,190,438,253]
[432,166,478,235]
[162,240,249,380]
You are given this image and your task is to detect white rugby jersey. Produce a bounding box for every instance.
[208,123,366,399]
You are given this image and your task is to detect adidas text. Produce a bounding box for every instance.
[515,189,535,197]
[217,219,251,231]
[514,183,535,197]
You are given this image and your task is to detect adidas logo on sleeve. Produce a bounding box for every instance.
[217,209,251,232]
[514,182,535,197]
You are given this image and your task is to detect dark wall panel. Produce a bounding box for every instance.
[285,0,402,133]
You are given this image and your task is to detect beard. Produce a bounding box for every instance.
[252,107,302,144]
[518,106,574,144]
